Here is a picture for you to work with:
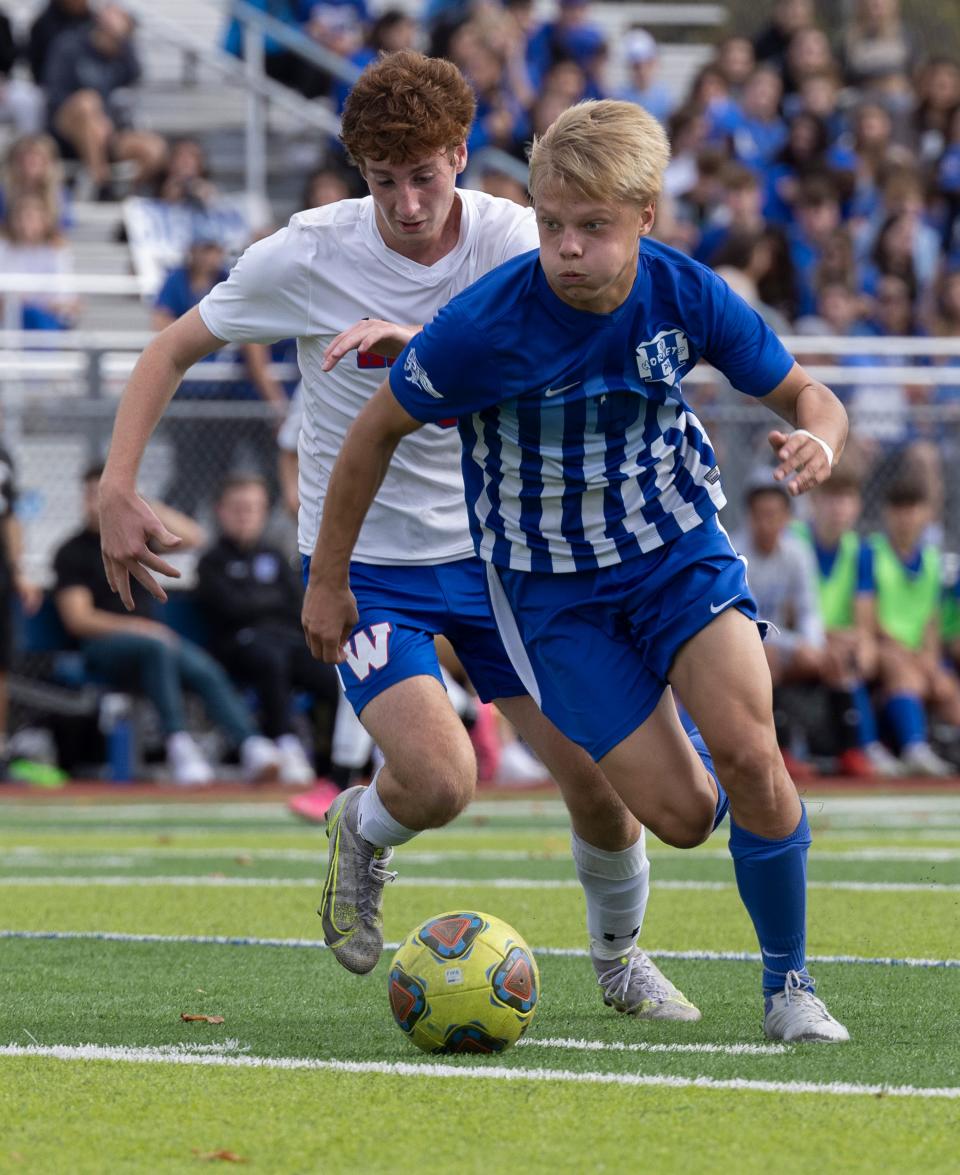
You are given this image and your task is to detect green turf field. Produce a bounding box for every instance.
[1,791,958,1173]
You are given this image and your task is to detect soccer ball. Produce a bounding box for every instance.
[387,910,539,1055]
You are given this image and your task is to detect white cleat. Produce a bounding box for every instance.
[592,946,701,1021]
[901,742,955,778]
[763,971,849,1043]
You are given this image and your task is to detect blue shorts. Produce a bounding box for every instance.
[485,516,757,760]
[301,555,526,716]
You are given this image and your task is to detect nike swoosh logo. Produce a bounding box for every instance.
[709,594,740,614]
[544,381,581,398]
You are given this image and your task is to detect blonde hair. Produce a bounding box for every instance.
[527,100,671,206]
[2,135,65,230]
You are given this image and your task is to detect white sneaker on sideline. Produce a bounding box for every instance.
[864,741,906,778]
[901,741,954,778]
[240,735,282,783]
[763,971,849,1043]
[496,740,551,787]
[166,732,215,787]
[277,734,315,786]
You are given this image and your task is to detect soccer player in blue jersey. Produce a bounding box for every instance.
[306,99,851,1042]
[99,55,722,1023]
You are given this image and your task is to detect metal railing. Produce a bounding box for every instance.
[119,0,345,203]
[1,324,959,398]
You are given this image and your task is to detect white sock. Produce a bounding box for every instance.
[356,769,419,849]
[571,829,650,960]
[331,692,374,770]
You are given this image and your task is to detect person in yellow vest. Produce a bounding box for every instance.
[943,574,960,672]
[868,471,960,777]
[736,466,885,780]
[795,467,903,777]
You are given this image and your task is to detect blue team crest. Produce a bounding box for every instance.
[635,329,690,387]
[403,348,442,399]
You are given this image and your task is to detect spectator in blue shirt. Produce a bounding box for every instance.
[616,29,673,125]
[527,0,606,97]
[784,68,848,144]
[723,66,789,169]
[763,111,833,223]
[714,34,756,99]
[694,163,767,264]
[788,175,843,316]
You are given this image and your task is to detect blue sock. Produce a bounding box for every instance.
[852,683,879,746]
[884,693,927,750]
[729,806,812,996]
[679,706,728,830]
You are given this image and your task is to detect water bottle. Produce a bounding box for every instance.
[99,693,134,783]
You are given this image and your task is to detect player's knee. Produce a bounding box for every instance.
[393,744,475,828]
[652,792,714,849]
[422,767,475,826]
[714,728,781,798]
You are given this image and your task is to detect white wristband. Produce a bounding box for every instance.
[792,429,834,469]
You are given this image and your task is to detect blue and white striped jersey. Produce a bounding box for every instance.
[390,237,794,573]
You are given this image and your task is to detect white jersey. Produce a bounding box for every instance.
[198,191,538,563]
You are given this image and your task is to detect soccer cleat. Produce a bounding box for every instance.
[319,785,398,974]
[763,970,849,1043]
[901,741,954,779]
[592,946,701,1021]
[288,779,342,824]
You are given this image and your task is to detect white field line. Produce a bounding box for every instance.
[2,846,958,866]
[3,930,959,970]
[516,1037,788,1056]
[1,1043,958,1100]
[3,794,960,822]
[1,874,958,894]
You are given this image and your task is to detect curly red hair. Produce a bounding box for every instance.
[340,50,476,166]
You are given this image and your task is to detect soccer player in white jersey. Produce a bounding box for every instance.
[99,53,722,1022]
[305,99,852,1043]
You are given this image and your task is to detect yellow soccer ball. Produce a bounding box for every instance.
[387,910,539,1055]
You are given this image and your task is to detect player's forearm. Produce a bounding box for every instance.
[785,379,848,465]
[103,310,224,492]
[102,336,193,490]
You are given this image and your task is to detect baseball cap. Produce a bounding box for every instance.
[625,29,658,65]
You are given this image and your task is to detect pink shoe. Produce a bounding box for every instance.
[469,700,502,784]
[287,779,343,824]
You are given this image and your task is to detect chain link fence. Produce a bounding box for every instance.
[4,356,960,774]
[6,377,960,583]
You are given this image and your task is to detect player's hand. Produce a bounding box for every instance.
[768,429,833,497]
[99,485,183,610]
[302,575,358,663]
[322,319,418,371]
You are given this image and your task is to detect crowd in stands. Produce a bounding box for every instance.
[2,0,960,783]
